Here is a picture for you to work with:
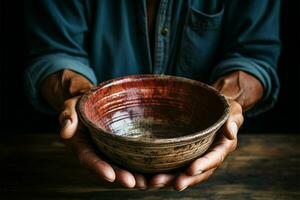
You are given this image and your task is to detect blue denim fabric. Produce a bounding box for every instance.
[24,0,280,116]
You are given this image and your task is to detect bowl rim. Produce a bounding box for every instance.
[77,74,230,145]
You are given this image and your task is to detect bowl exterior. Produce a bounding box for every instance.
[78,75,229,173]
[89,126,219,173]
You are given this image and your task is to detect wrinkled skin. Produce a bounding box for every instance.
[41,70,263,190]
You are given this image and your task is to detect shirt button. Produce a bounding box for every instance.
[161,27,169,36]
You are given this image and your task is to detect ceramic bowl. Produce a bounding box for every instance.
[77,75,229,173]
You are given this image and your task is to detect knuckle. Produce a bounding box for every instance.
[228,139,238,152]
[63,99,72,108]
[230,100,239,107]
[231,101,243,113]
[64,98,77,108]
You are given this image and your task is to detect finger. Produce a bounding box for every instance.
[225,121,238,140]
[224,101,244,140]
[186,101,241,176]
[59,97,80,139]
[113,166,136,188]
[175,168,217,191]
[133,173,147,189]
[187,137,235,176]
[78,148,116,182]
[149,173,176,188]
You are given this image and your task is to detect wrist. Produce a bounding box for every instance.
[41,69,94,111]
[212,71,264,112]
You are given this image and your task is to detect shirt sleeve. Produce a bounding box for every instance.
[24,0,97,113]
[209,0,281,116]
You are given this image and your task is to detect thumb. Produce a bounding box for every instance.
[59,97,80,139]
[224,120,238,140]
[223,101,244,140]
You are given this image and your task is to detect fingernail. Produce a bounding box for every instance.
[179,186,188,192]
[62,119,71,128]
[230,122,238,138]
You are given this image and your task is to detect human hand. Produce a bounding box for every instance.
[147,71,263,191]
[41,70,148,189]
[41,70,262,190]
[66,120,148,188]
[147,100,243,191]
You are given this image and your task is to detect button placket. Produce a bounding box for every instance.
[153,0,172,75]
[161,27,169,36]
[137,0,153,73]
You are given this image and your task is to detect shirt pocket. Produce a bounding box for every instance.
[176,5,224,80]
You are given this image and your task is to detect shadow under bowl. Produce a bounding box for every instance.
[77,75,229,173]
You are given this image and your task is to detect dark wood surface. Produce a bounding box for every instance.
[1,133,299,200]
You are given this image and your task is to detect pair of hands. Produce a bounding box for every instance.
[41,70,263,191]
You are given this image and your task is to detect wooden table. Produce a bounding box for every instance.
[1,133,299,200]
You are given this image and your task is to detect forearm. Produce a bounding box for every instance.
[24,0,97,113]
[210,0,280,115]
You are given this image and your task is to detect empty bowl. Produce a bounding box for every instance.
[77,75,229,173]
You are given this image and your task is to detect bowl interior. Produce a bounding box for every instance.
[80,75,227,139]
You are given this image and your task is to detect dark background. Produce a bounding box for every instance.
[0,1,299,134]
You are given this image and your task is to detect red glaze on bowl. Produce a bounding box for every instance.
[77,75,229,173]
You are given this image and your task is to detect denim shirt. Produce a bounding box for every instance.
[24,0,280,116]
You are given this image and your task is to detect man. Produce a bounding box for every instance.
[24,0,280,191]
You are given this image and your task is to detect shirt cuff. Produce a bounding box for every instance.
[24,53,98,114]
[209,57,280,116]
